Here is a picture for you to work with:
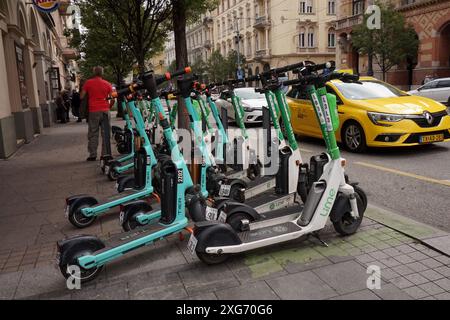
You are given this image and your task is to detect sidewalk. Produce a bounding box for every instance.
[0,120,449,300]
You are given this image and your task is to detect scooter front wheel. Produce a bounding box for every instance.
[332,192,365,236]
[107,167,120,181]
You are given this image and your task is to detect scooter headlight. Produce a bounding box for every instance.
[367,112,404,126]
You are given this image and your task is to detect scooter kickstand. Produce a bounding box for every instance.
[310,232,329,247]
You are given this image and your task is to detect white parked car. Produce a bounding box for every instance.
[214,87,267,124]
[408,77,450,106]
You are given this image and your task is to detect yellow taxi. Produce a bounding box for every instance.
[286,77,450,152]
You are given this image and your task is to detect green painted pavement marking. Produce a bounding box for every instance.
[365,205,448,240]
[244,253,284,279]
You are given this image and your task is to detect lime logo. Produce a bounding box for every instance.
[270,203,275,210]
[33,0,60,13]
[320,188,336,216]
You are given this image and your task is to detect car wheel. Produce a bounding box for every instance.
[342,122,367,153]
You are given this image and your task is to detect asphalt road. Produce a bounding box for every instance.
[236,124,450,232]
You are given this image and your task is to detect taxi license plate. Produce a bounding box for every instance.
[187,233,198,255]
[420,134,444,143]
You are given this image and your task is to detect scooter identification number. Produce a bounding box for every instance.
[104,165,110,175]
[218,211,227,223]
[64,206,69,218]
[205,206,219,221]
[219,184,231,197]
[187,233,198,255]
[119,211,125,224]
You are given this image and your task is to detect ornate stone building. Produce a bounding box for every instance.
[0,0,78,158]
[336,0,450,88]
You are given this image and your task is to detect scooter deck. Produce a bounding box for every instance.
[244,176,276,199]
[239,221,302,243]
[94,189,150,207]
[244,189,298,213]
[96,222,167,253]
[257,204,302,223]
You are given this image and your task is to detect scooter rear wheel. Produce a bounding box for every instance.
[68,203,97,228]
[196,252,230,265]
[59,243,104,283]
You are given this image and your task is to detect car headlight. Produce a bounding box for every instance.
[242,103,254,112]
[367,112,405,126]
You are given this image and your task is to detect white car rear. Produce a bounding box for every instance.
[408,78,450,106]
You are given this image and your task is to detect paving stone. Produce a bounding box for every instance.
[266,271,337,300]
[433,255,450,265]
[355,254,376,264]
[382,247,403,257]
[313,261,368,295]
[227,253,287,283]
[434,266,450,277]
[395,244,416,254]
[407,251,429,261]
[215,281,280,300]
[187,293,218,300]
[403,286,430,299]
[380,268,400,281]
[179,263,239,296]
[420,258,443,269]
[404,273,429,286]
[330,289,380,300]
[434,278,450,291]
[71,282,130,300]
[0,271,23,299]
[394,254,415,265]
[390,276,415,289]
[434,292,450,300]
[14,266,63,299]
[405,262,429,273]
[372,283,412,300]
[378,257,402,268]
[418,282,445,296]
[421,269,445,282]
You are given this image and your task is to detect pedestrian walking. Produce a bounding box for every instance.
[71,89,82,122]
[80,66,114,161]
[55,90,67,124]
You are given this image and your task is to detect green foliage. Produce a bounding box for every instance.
[352,1,419,80]
[184,0,219,24]
[70,1,134,84]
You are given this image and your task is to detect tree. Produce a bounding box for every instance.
[205,50,228,83]
[352,1,419,81]
[77,0,171,73]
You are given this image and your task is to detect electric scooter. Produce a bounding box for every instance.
[64,72,184,228]
[189,70,367,265]
[56,67,211,283]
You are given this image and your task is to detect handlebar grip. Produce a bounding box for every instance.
[168,66,192,79]
[112,83,140,98]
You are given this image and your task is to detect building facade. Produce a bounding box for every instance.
[186,13,214,64]
[183,0,337,79]
[164,31,176,67]
[0,0,79,158]
[335,0,450,88]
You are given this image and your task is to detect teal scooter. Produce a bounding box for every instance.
[57,67,209,283]
[64,74,180,228]
[120,75,247,231]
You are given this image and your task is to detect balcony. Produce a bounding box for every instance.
[253,16,271,29]
[296,47,318,53]
[335,14,363,31]
[254,49,270,60]
[204,40,212,49]
[62,47,78,60]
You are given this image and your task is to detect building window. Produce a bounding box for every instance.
[307,28,314,47]
[255,33,259,51]
[299,28,306,47]
[246,6,251,27]
[328,0,336,15]
[352,0,364,15]
[246,37,252,55]
[299,0,313,14]
[328,28,336,47]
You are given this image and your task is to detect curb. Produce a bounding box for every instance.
[366,204,450,257]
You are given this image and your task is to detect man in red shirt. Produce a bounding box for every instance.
[81,66,113,161]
